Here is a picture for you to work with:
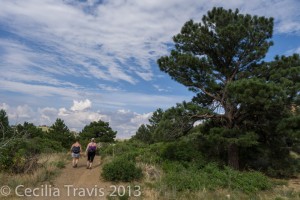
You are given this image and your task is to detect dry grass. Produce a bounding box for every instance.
[138,163,162,183]
[0,153,68,199]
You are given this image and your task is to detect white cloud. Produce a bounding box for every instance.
[285,46,300,55]
[0,103,10,111]
[58,108,70,117]
[130,112,153,124]
[0,80,80,98]
[60,109,107,130]
[98,84,121,92]
[0,0,299,98]
[37,107,58,125]
[108,110,152,138]
[70,99,92,111]
[87,91,192,111]
[153,84,169,92]
[3,104,34,124]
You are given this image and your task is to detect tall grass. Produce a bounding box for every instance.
[0,153,67,199]
[157,161,272,193]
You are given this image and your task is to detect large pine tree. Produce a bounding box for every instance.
[158,7,300,169]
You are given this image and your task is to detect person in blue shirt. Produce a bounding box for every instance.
[70,139,81,168]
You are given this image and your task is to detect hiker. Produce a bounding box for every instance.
[86,138,97,169]
[71,139,81,168]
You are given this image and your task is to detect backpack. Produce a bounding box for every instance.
[88,145,96,153]
[72,146,80,154]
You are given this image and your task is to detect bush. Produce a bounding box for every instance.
[101,140,147,158]
[0,138,40,173]
[161,140,205,165]
[54,160,66,169]
[30,137,64,153]
[265,157,300,178]
[102,156,143,182]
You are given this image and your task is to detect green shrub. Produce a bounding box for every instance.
[54,160,66,169]
[161,161,186,172]
[0,138,39,173]
[265,157,300,178]
[101,140,147,158]
[225,167,272,193]
[135,142,165,164]
[29,137,64,153]
[161,140,204,163]
[102,156,143,182]
[160,161,272,193]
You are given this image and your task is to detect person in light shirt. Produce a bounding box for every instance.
[70,139,81,168]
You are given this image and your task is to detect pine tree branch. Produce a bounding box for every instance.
[190,113,225,120]
[196,85,221,102]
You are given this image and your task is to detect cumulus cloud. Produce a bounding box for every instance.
[70,99,92,111]
[0,103,10,111]
[1,104,34,124]
[108,110,152,138]
[37,107,58,125]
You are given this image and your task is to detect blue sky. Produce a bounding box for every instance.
[1,0,300,138]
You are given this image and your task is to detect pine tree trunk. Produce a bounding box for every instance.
[228,143,239,170]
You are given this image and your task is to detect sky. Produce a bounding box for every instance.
[1,0,300,139]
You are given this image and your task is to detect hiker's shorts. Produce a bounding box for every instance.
[72,153,80,158]
[87,152,96,162]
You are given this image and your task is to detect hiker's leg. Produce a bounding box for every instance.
[72,158,76,167]
[87,153,90,168]
[89,153,95,169]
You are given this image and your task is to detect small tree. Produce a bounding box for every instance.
[16,122,44,139]
[80,120,116,143]
[0,109,11,140]
[132,124,152,144]
[148,108,164,131]
[48,118,74,149]
[132,108,164,143]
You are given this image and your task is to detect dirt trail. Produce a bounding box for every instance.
[288,176,300,192]
[26,156,114,200]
